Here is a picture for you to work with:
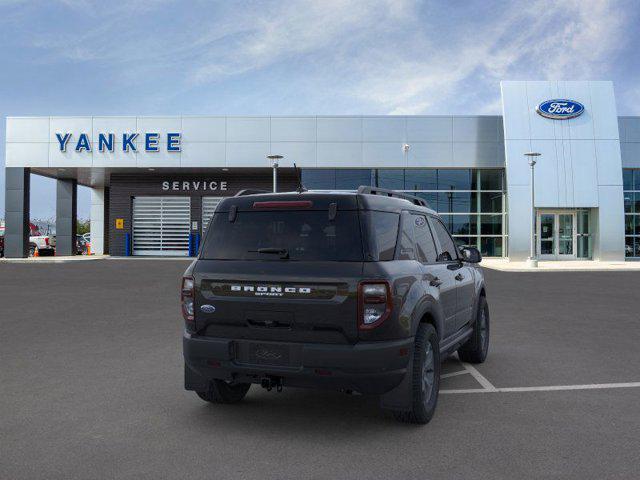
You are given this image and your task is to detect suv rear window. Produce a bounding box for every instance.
[201,211,364,261]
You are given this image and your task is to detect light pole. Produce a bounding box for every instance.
[267,155,283,193]
[525,152,541,267]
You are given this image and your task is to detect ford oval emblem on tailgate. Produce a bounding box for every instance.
[200,304,216,313]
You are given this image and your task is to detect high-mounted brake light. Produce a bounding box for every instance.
[252,201,313,209]
[181,276,195,326]
[358,281,393,330]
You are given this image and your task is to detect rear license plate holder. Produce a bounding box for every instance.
[247,343,291,367]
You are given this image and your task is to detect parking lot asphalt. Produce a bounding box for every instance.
[1,260,640,480]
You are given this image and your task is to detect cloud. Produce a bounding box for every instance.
[349,0,630,113]
[6,0,636,114]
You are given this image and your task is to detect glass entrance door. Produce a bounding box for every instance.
[557,214,574,257]
[539,213,555,256]
[537,211,577,260]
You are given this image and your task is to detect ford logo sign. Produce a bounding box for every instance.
[536,99,584,120]
[200,304,216,314]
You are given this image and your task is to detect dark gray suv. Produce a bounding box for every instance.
[182,187,489,424]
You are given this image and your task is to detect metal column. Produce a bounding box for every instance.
[55,179,78,256]
[4,168,30,258]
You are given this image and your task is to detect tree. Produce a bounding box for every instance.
[77,219,90,236]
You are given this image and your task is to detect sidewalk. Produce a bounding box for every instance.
[0,255,109,264]
[482,258,640,272]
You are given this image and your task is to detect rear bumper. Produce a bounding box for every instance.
[183,333,413,395]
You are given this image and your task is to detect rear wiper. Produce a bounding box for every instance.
[250,247,290,259]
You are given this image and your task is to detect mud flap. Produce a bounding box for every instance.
[184,363,210,392]
[379,350,414,412]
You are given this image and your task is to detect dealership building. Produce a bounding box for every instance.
[3,80,640,261]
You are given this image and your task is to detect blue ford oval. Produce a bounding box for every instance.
[200,304,216,314]
[536,99,584,119]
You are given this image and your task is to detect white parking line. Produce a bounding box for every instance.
[440,370,469,379]
[460,362,497,391]
[440,360,640,394]
[441,382,640,394]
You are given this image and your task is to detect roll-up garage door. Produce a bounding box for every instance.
[202,197,223,235]
[132,197,191,256]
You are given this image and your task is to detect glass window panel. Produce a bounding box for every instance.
[301,169,335,189]
[626,215,634,235]
[624,192,634,213]
[437,192,477,213]
[480,192,503,213]
[635,170,640,190]
[480,237,503,257]
[480,170,503,190]
[623,169,634,190]
[578,210,590,234]
[406,170,437,190]
[437,169,472,190]
[413,192,438,210]
[377,169,405,190]
[480,215,503,235]
[452,236,477,248]
[440,215,477,235]
[335,169,373,190]
[470,169,480,190]
[635,192,640,213]
[577,234,592,259]
[636,217,640,235]
[625,237,635,258]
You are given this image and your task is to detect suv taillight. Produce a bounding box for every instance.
[181,276,195,326]
[358,281,392,330]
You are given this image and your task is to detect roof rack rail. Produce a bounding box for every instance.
[356,186,428,207]
[234,189,270,197]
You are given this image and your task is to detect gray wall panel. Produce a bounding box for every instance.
[453,117,500,142]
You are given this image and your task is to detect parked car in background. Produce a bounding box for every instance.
[29,223,56,256]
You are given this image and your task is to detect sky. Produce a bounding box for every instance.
[1,0,639,220]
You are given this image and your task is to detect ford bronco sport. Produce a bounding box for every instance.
[182,187,489,424]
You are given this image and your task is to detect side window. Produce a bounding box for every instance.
[413,214,437,263]
[398,213,416,260]
[430,217,458,262]
[367,211,400,261]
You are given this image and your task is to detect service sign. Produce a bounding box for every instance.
[55,132,181,152]
[536,99,584,120]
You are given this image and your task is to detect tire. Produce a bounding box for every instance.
[29,244,36,257]
[393,323,440,424]
[458,296,490,364]
[195,380,251,404]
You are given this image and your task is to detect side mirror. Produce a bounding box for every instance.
[460,246,482,263]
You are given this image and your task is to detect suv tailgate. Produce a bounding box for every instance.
[193,260,363,344]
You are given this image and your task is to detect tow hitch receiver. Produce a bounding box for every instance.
[261,376,283,392]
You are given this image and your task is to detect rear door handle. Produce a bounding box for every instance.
[455,273,464,281]
[429,277,442,287]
